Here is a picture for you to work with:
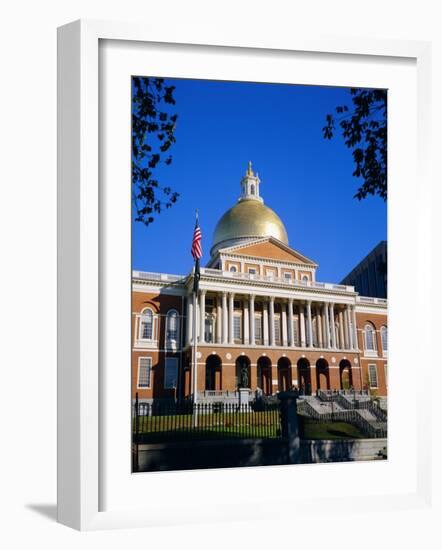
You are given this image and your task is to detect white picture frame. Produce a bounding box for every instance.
[57,19,433,531]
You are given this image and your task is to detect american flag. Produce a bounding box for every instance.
[191,215,202,293]
[191,219,202,260]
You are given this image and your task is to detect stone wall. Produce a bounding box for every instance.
[135,438,387,472]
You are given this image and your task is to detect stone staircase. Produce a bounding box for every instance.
[298,391,387,438]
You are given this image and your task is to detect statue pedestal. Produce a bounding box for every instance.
[238,388,250,407]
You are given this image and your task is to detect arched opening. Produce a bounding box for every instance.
[316,358,330,390]
[235,355,251,389]
[297,358,312,395]
[277,357,292,392]
[205,354,222,391]
[339,359,353,390]
[257,356,272,395]
[250,183,255,195]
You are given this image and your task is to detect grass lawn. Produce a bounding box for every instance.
[133,411,366,443]
[301,418,365,440]
[134,411,281,443]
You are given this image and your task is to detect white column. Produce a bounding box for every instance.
[186,295,193,345]
[351,306,358,350]
[288,298,294,347]
[322,305,327,347]
[282,301,288,347]
[222,292,228,344]
[317,308,323,348]
[344,306,350,349]
[216,295,222,344]
[263,300,269,345]
[228,292,235,344]
[306,301,313,348]
[269,297,275,346]
[323,302,330,349]
[345,305,352,349]
[329,302,336,349]
[243,298,249,345]
[338,309,345,350]
[249,294,255,345]
[315,307,320,347]
[199,290,206,343]
[299,303,306,347]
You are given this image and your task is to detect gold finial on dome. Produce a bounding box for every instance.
[247,160,253,176]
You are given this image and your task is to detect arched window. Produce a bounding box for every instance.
[364,323,377,351]
[140,308,154,340]
[250,183,255,195]
[229,265,237,272]
[166,309,179,345]
[302,275,309,282]
[381,325,388,352]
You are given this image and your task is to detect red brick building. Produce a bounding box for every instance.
[132,164,387,403]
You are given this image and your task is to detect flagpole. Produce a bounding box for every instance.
[191,209,200,427]
[192,283,198,428]
[192,273,198,404]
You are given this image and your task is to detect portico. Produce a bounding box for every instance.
[186,277,359,353]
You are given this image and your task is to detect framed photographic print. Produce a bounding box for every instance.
[57,19,433,530]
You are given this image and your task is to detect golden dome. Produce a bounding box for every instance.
[212,198,289,252]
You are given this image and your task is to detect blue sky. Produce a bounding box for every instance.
[132,78,387,283]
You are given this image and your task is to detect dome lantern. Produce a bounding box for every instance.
[240,161,263,203]
[210,163,289,257]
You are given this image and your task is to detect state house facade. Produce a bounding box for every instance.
[132,164,388,403]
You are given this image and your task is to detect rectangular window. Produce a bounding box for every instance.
[283,272,292,281]
[274,316,281,344]
[205,318,214,343]
[254,315,262,342]
[368,364,378,388]
[248,268,257,275]
[233,315,242,341]
[164,357,178,389]
[312,320,318,347]
[138,357,152,388]
[293,318,299,345]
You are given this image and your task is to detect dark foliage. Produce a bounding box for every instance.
[132,77,179,225]
[323,88,387,201]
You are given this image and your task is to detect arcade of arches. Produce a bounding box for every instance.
[200,352,358,395]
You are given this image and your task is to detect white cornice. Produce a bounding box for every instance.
[195,278,358,303]
[132,270,359,303]
[355,304,388,314]
[132,281,186,296]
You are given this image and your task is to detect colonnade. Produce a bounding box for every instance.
[186,290,358,351]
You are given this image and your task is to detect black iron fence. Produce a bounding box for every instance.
[133,394,282,445]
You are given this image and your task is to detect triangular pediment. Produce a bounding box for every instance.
[219,237,317,265]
